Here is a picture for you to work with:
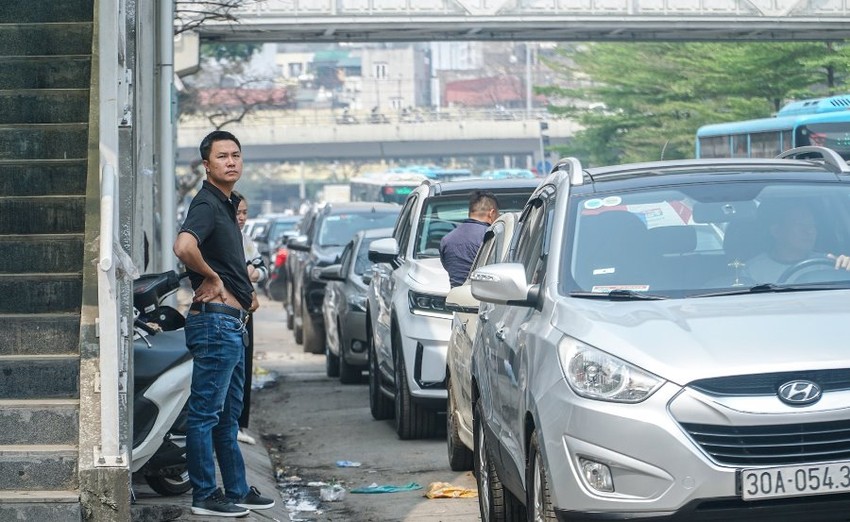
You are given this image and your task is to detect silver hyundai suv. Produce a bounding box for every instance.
[470,148,850,521]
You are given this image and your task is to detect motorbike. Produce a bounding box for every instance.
[131,270,193,496]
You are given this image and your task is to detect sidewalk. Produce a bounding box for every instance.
[130,427,284,521]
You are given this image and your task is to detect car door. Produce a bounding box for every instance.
[324,239,354,356]
[490,198,550,473]
[448,227,500,436]
[372,195,417,376]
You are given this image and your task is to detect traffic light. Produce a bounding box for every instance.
[540,121,550,147]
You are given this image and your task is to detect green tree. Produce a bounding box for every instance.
[540,42,849,165]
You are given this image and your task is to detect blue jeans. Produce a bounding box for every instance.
[184,311,249,502]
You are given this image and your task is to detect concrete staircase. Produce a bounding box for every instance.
[0,0,94,519]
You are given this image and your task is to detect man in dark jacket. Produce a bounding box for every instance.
[439,190,500,287]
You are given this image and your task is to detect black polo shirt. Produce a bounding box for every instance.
[180,180,253,310]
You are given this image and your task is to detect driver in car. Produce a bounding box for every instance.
[745,203,850,283]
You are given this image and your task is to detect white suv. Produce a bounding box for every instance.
[366,178,539,439]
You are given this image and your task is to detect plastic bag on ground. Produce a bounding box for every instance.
[350,482,422,494]
[425,482,478,499]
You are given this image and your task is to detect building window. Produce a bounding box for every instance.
[375,63,387,79]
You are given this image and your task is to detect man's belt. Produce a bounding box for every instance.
[189,302,249,322]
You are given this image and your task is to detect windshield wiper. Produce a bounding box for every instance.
[570,289,667,301]
[689,283,842,298]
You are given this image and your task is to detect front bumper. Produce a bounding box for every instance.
[341,309,369,367]
[398,309,452,401]
[538,381,850,519]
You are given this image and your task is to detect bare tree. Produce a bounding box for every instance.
[174,0,247,35]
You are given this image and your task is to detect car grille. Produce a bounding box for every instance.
[689,369,850,396]
[680,419,850,466]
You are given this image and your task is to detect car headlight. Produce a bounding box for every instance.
[558,339,664,403]
[408,290,450,316]
[347,293,367,312]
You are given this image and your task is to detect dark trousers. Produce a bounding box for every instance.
[238,317,253,429]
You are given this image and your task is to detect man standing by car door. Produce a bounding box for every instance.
[173,130,274,517]
[439,190,500,287]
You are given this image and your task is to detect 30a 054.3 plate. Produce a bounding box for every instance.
[741,461,850,501]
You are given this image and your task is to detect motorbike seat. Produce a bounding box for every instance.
[134,330,193,392]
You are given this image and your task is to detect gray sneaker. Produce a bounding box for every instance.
[191,489,250,518]
[234,485,276,510]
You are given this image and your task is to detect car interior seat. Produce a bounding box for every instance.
[573,211,653,290]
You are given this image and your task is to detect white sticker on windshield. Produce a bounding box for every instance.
[591,285,651,293]
[593,267,615,275]
[584,199,603,210]
[602,196,622,207]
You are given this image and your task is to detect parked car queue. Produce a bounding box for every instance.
[279,147,850,521]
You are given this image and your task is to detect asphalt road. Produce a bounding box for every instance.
[249,294,481,521]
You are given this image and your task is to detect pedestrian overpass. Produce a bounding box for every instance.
[177,111,578,163]
[198,0,850,43]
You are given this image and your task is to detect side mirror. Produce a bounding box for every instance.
[368,237,400,264]
[470,263,537,307]
[445,284,478,314]
[287,235,310,252]
[319,264,345,281]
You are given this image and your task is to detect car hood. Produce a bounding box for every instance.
[552,290,850,386]
[406,257,450,295]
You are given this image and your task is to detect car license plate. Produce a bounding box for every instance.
[741,461,850,500]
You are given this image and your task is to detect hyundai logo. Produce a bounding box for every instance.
[777,380,822,406]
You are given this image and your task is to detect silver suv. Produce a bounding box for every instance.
[470,148,850,521]
[366,178,539,439]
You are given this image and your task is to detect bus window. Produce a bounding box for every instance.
[781,130,792,152]
[732,134,748,158]
[698,135,729,158]
[796,122,850,159]
[750,131,781,158]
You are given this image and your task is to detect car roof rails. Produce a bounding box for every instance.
[551,157,585,186]
[776,146,850,174]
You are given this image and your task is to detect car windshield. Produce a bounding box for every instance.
[268,219,299,243]
[414,192,533,258]
[563,180,850,299]
[318,212,399,247]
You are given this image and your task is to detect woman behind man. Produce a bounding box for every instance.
[234,191,266,445]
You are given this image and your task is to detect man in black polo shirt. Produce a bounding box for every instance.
[173,130,274,517]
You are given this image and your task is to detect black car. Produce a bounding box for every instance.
[287,202,400,354]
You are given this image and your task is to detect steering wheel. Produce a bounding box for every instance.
[777,257,836,283]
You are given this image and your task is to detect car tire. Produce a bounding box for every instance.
[369,329,394,421]
[294,319,303,345]
[326,342,340,378]
[285,282,294,330]
[527,430,556,522]
[474,398,519,522]
[393,329,438,440]
[302,303,324,354]
[447,377,473,471]
[338,322,361,384]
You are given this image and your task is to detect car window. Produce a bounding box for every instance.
[514,201,547,284]
[338,241,354,275]
[355,237,383,275]
[317,211,399,247]
[394,196,417,256]
[414,191,532,259]
[564,181,850,298]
